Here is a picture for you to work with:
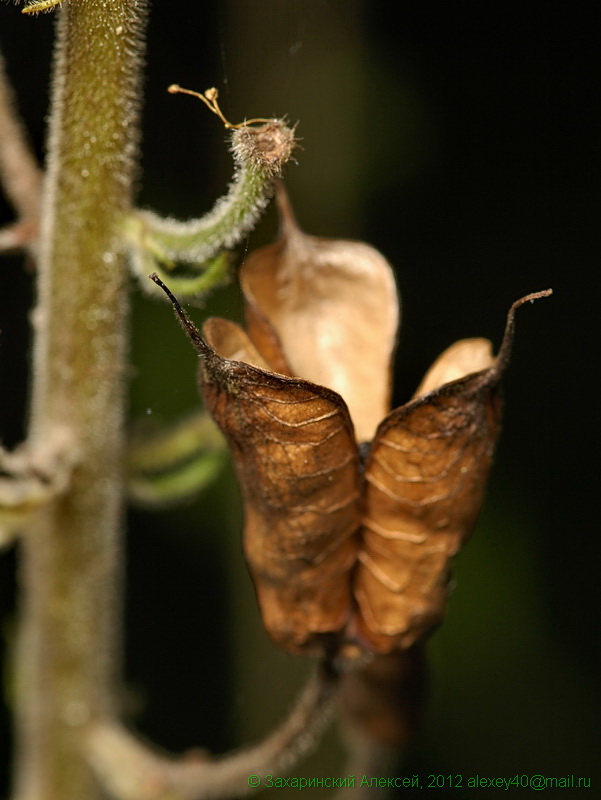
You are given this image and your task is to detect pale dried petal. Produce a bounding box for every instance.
[202,317,272,371]
[241,186,399,442]
[414,338,494,398]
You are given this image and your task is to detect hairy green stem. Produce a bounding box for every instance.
[13,2,147,798]
[129,121,295,261]
[126,119,296,297]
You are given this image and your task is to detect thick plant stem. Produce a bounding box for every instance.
[12,2,147,799]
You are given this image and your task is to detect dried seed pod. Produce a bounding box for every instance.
[352,293,550,654]
[354,367,501,652]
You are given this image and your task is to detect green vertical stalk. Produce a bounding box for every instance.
[13,2,147,798]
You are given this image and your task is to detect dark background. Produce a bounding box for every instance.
[0,2,599,797]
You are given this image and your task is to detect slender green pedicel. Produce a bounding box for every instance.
[130,244,231,299]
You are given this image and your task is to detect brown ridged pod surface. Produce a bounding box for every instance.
[201,317,361,655]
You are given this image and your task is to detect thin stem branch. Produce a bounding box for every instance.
[0,48,43,222]
[0,220,38,252]
[0,426,76,542]
[87,663,339,800]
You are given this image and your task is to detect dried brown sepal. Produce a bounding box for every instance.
[240,184,399,443]
[352,290,552,653]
